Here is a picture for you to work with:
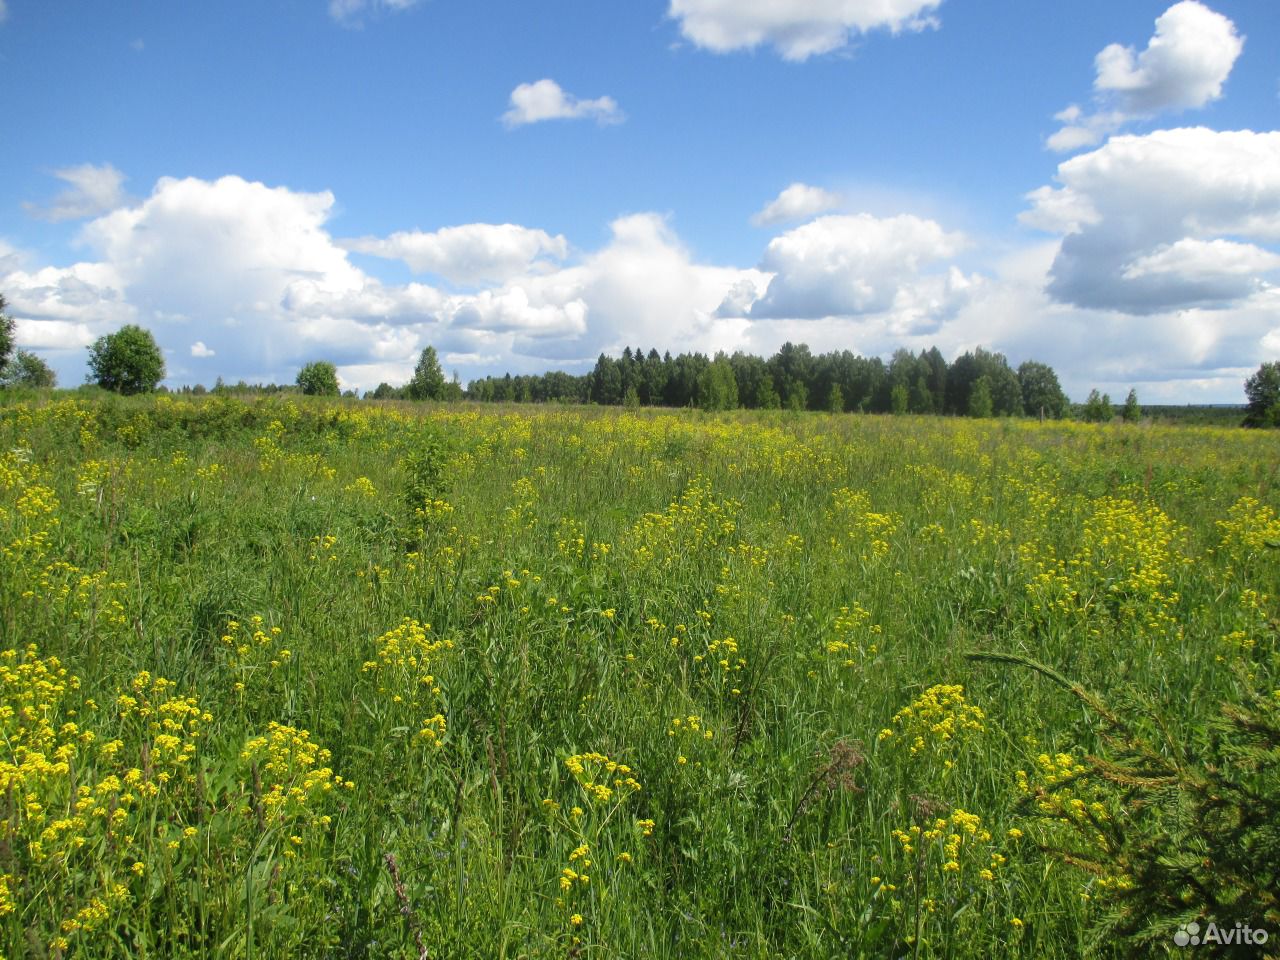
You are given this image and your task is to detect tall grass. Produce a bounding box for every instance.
[1,394,1276,958]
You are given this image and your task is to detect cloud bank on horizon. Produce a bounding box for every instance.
[0,0,1276,402]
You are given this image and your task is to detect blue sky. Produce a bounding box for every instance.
[1,0,1277,401]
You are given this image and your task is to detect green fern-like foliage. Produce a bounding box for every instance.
[970,652,1280,954]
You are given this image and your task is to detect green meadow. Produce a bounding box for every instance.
[1,394,1277,958]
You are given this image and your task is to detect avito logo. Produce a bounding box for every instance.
[1173,921,1269,948]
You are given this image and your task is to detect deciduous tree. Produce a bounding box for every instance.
[1018,360,1068,419]
[696,353,738,411]
[1244,362,1280,428]
[296,360,339,396]
[1082,389,1114,423]
[1122,388,1141,423]
[0,294,14,377]
[407,346,447,401]
[2,350,56,389]
[967,375,994,418]
[88,325,165,394]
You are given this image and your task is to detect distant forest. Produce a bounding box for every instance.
[396,343,1078,419]
[179,342,1177,422]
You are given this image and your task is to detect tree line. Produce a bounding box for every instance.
[6,300,1278,426]
[198,344,1137,424]
[464,344,1081,418]
[0,308,1121,421]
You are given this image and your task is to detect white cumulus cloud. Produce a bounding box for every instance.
[745,213,974,326]
[502,80,623,128]
[24,164,129,222]
[0,174,759,390]
[1023,128,1280,314]
[1121,239,1280,281]
[1,261,133,326]
[438,213,762,363]
[1048,1,1243,152]
[1095,1,1243,113]
[281,280,445,324]
[81,175,367,324]
[1,174,434,385]
[343,223,569,285]
[451,289,587,339]
[9,163,1275,402]
[549,213,758,356]
[12,319,97,352]
[751,183,842,226]
[936,242,1280,403]
[668,0,941,61]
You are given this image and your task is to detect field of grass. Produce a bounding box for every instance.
[1,395,1277,958]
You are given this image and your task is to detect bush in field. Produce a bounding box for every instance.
[88,324,165,395]
[296,360,339,396]
[1,350,56,389]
